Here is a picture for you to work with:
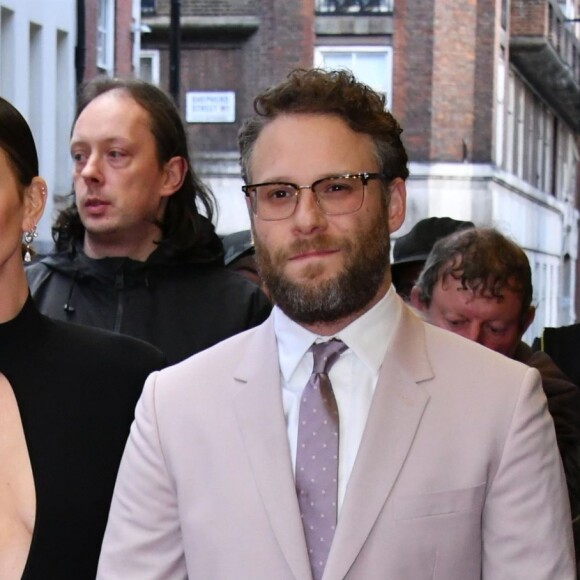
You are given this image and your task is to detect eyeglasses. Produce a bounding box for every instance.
[242,172,388,221]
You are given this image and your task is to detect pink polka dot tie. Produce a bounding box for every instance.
[296,339,347,580]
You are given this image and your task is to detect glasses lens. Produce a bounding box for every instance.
[253,183,298,220]
[313,175,365,216]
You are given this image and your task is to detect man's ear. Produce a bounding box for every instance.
[520,305,536,335]
[22,177,47,233]
[409,285,427,312]
[387,178,406,235]
[160,156,188,198]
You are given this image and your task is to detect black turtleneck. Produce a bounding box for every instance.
[0,296,164,579]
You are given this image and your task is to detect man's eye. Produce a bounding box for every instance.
[71,152,85,163]
[265,187,294,200]
[488,326,505,335]
[329,182,352,192]
[108,150,126,159]
[319,179,355,196]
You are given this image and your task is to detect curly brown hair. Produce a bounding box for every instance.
[238,68,409,185]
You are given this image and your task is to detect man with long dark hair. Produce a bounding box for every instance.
[26,78,271,364]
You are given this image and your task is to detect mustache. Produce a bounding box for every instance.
[279,236,343,260]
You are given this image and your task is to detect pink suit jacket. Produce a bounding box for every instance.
[98,301,575,579]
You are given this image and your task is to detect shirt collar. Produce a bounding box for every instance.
[274,286,402,382]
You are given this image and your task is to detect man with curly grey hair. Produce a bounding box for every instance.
[411,226,580,571]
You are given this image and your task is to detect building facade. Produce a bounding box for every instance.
[141,0,580,338]
[390,0,580,338]
[3,0,577,336]
[0,0,144,251]
[0,0,77,250]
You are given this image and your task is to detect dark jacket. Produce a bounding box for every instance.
[513,341,580,458]
[2,296,166,579]
[26,241,272,365]
[533,323,580,388]
[514,340,580,572]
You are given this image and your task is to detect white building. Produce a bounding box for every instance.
[0,0,76,251]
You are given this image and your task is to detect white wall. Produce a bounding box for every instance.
[0,0,76,251]
[403,161,579,338]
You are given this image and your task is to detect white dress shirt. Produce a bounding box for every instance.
[273,286,402,513]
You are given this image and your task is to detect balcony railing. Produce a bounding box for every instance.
[548,5,579,83]
[315,0,393,14]
[509,0,580,130]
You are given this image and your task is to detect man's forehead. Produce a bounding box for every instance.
[76,91,150,127]
[71,98,153,146]
[437,273,523,308]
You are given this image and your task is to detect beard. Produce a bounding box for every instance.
[254,212,391,325]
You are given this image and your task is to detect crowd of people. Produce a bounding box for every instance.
[0,67,578,579]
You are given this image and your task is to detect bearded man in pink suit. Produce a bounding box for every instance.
[97,69,575,580]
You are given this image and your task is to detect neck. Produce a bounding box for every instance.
[83,231,159,262]
[0,264,29,323]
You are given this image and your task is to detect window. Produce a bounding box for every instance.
[315,0,393,13]
[315,46,393,110]
[141,0,156,14]
[139,50,160,85]
[97,0,115,73]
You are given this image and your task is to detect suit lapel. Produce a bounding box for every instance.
[324,305,434,580]
[231,317,313,580]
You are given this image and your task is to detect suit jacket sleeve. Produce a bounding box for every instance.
[482,366,575,579]
[97,372,187,580]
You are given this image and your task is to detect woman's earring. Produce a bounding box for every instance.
[23,226,38,263]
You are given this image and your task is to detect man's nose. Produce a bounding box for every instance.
[465,322,484,344]
[291,187,326,232]
[79,154,103,181]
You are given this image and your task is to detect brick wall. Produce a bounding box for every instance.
[82,0,98,81]
[511,0,547,37]
[155,0,258,16]
[472,0,496,162]
[394,0,497,163]
[430,0,478,161]
[145,0,315,154]
[115,0,134,76]
[81,0,134,82]
[392,0,435,160]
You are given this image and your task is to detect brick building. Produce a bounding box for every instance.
[140,0,315,232]
[2,0,578,334]
[140,0,579,337]
[78,0,137,85]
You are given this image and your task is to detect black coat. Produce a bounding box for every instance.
[514,341,580,573]
[1,296,165,579]
[26,242,272,365]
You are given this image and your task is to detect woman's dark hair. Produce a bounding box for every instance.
[53,77,218,258]
[0,97,40,259]
[0,96,39,193]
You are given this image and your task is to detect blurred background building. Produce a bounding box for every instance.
[0,0,579,341]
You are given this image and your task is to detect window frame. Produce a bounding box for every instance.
[97,0,115,73]
[314,45,394,111]
[138,49,160,85]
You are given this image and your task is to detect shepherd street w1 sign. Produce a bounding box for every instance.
[185,91,236,123]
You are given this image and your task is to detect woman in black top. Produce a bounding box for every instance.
[0,97,165,579]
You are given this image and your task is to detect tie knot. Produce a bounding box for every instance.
[311,339,347,375]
